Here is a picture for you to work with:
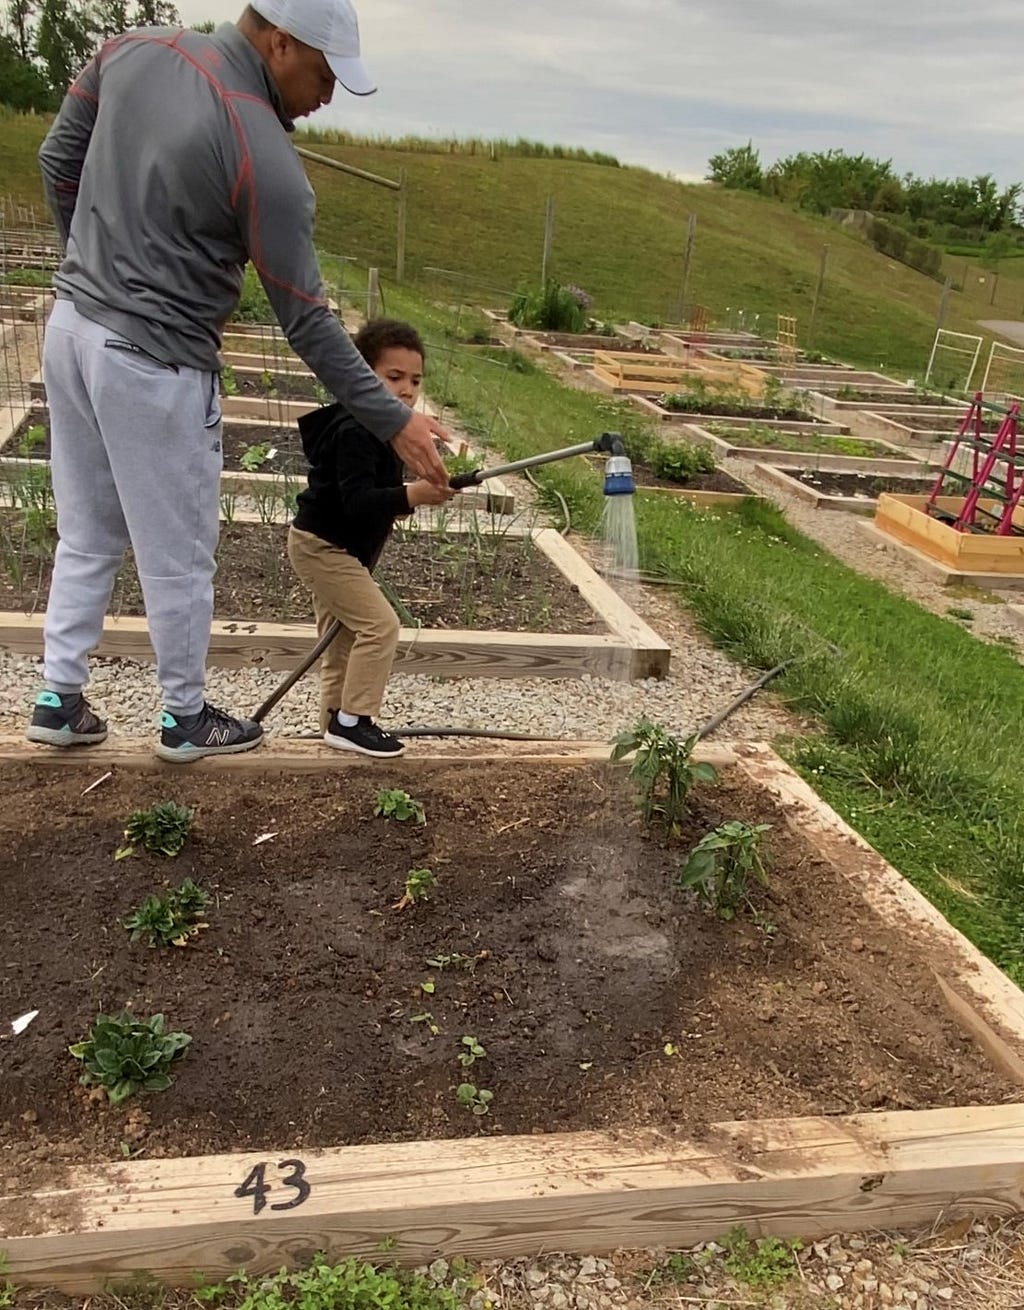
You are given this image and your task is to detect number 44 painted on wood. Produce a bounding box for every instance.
[234,1158,311,1214]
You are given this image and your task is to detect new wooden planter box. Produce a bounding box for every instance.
[592,352,766,397]
[875,493,1024,573]
[1,741,1022,1292]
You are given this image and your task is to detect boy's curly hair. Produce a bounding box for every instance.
[353,318,425,369]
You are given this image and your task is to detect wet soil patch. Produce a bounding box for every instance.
[786,469,938,499]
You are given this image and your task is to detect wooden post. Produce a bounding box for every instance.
[541,195,555,285]
[672,213,697,322]
[396,168,407,283]
[934,276,953,336]
[806,244,829,351]
[367,267,380,319]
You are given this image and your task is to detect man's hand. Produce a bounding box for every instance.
[392,411,450,490]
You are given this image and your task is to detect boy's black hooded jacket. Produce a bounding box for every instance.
[291,403,412,570]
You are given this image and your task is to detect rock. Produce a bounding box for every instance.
[428,1259,449,1283]
[936,1290,953,1302]
[826,1274,844,1292]
[578,1257,599,1278]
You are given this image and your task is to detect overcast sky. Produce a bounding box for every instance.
[176,0,1024,184]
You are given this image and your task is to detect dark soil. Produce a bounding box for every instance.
[788,469,937,499]
[0,516,603,632]
[233,371,322,403]
[839,390,955,407]
[630,463,751,494]
[0,761,1014,1230]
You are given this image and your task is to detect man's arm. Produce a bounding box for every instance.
[233,120,448,485]
[38,58,101,247]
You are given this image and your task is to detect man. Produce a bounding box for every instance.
[29,0,449,762]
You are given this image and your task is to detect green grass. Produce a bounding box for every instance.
[3,109,1022,375]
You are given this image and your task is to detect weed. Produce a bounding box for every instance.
[375,788,426,824]
[116,801,194,859]
[195,1253,465,1310]
[123,878,212,948]
[946,605,974,622]
[393,867,437,910]
[720,1225,802,1289]
[16,422,46,457]
[457,1035,486,1067]
[509,279,589,333]
[0,1252,13,1310]
[455,1082,493,1115]
[69,1011,191,1104]
[240,441,273,472]
[634,1251,698,1287]
[610,718,717,834]
[677,820,773,920]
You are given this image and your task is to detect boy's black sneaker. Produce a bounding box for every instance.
[155,702,263,763]
[324,713,405,758]
[26,690,108,746]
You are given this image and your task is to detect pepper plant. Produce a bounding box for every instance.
[677,820,773,920]
[610,718,717,834]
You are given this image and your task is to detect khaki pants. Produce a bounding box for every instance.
[287,527,401,732]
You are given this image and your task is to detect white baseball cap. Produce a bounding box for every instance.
[250,0,377,96]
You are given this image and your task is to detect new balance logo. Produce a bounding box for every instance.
[205,727,230,746]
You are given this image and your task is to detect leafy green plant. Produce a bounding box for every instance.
[393,867,436,910]
[374,788,426,824]
[411,1011,440,1035]
[677,820,773,919]
[259,369,277,397]
[220,364,238,396]
[443,450,482,480]
[457,1035,486,1067]
[192,1253,465,1310]
[610,719,717,833]
[646,439,716,484]
[115,801,194,859]
[509,279,589,333]
[455,1082,493,1115]
[123,878,212,948]
[16,422,46,457]
[720,1225,802,1289]
[240,441,272,472]
[69,1011,191,1104]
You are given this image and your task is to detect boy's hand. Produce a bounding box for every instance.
[407,478,459,508]
[392,412,450,490]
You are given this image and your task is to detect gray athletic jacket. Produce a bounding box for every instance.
[38,23,409,440]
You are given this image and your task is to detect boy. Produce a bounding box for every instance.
[288,319,456,757]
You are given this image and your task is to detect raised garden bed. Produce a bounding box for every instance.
[684,423,910,463]
[755,463,939,513]
[592,354,765,398]
[2,740,1023,1291]
[585,453,757,505]
[874,493,1024,576]
[0,521,669,681]
[631,396,845,434]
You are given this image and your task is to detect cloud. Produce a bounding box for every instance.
[176,0,1024,183]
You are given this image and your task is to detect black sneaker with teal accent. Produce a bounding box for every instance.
[26,690,108,746]
[155,702,263,763]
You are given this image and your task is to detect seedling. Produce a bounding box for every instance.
[457,1036,486,1067]
[410,1011,440,1036]
[115,800,194,859]
[16,423,46,457]
[420,979,436,995]
[239,441,273,472]
[677,820,773,920]
[374,788,426,824]
[69,1011,191,1104]
[426,950,488,972]
[455,1082,493,1115]
[393,866,436,910]
[610,718,717,833]
[123,878,211,948]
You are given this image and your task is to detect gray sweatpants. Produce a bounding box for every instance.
[42,298,223,716]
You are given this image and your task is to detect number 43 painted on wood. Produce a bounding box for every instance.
[235,1159,311,1214]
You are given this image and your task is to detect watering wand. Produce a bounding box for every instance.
[448,431,636,496]
[251,432,635,726]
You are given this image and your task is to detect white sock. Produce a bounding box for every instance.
[336,710,359,728]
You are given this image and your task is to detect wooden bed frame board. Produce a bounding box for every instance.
[2,742,1023,1292]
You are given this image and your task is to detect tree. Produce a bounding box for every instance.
[6,0,34,58]
[706,141,763,193]
[35,0,94,95]
[0,28,53,106]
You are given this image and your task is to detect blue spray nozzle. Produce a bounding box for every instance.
[603,454,635,496]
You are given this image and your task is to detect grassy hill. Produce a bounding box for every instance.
[2,108,1020,375]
